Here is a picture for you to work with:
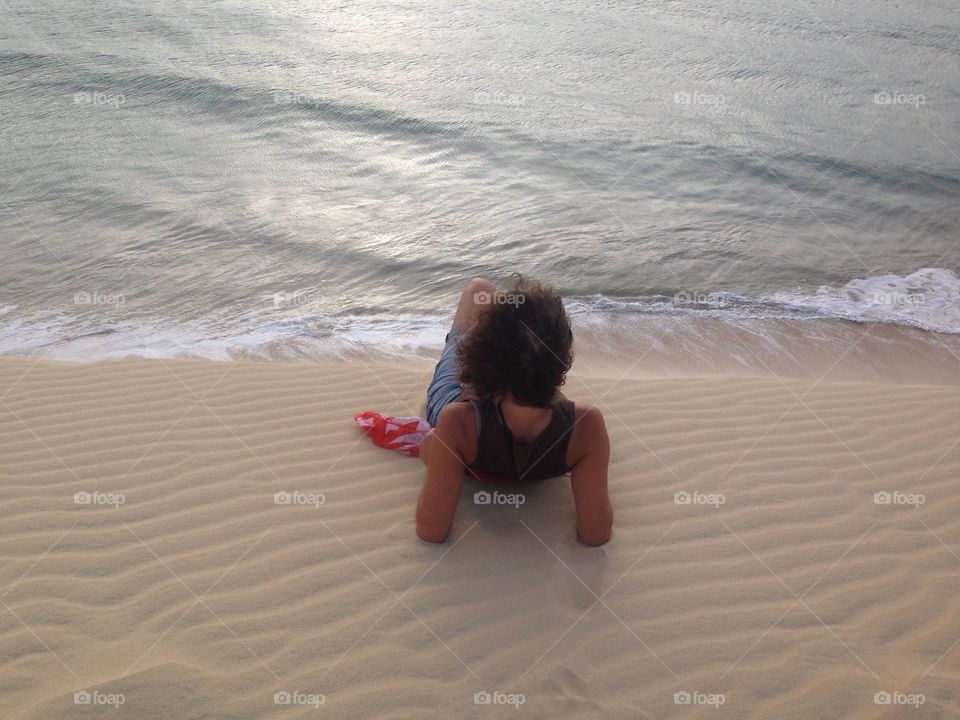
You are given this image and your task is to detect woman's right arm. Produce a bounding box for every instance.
[569,406,612,546]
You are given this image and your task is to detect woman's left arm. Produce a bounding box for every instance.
[418,429,434,466]
[415,407,466,543]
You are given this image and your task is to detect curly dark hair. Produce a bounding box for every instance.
[457,275,573,407]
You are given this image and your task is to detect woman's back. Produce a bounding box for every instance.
[466,397,576,482]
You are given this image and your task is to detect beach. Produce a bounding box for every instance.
[2,337,958,719]
[3,0,959,715]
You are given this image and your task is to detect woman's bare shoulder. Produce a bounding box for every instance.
[434,400,479,462]
[567,405,609,466]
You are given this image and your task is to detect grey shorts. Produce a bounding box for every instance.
[425,328,466,427]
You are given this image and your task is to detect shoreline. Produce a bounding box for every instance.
[4,315,960,385]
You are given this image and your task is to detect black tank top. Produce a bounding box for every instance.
[466,397,576,481]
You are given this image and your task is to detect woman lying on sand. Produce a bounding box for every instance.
[416,276,613,545]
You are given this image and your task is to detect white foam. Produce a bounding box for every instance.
[0,311,452,363]
[1,269,957,363]
[767,268,960,334]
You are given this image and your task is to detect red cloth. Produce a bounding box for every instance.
[354,411,432,457]
[353,411,519,482]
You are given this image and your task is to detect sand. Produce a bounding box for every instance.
[1,348,959,719]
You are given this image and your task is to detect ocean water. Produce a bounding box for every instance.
[1,0,959,363]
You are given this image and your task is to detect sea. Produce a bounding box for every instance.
[1,0,959,373]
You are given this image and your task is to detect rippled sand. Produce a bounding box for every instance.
[1,351,958,718]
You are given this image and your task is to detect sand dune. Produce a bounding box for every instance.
[1,354,959,718]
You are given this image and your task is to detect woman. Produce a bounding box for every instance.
[416,276,612,545]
